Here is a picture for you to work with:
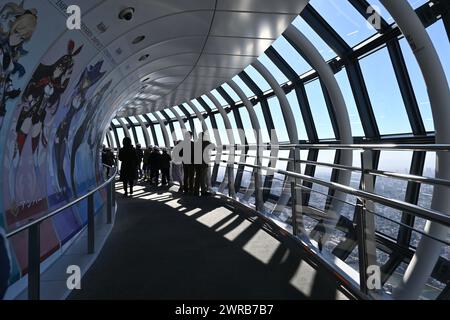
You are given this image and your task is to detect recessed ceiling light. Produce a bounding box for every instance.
[132,35,145,44]
[138,54,149,62]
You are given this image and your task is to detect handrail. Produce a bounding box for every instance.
[216,143,450,152]
[219,159,450,228]
[216,151,450,188]
[6,164,118,239]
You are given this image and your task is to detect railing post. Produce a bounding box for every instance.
[291,146,299,236]
[357,150,377,295]
[87,193,95,254]
[28,223,40,300]
[107,182,112,224]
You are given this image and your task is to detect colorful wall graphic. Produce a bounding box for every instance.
[0,1,124,296]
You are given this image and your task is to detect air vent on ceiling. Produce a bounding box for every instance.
[97,22,108,33]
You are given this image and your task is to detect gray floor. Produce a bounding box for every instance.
[69,183,348,300]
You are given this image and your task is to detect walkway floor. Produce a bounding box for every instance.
[69,183,349,300]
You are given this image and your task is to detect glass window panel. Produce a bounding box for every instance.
[214,115,229,145]
[257,53,289,85]
[192,117,203,137]
[204,117,216,144]
[135,126,145,146]
[129,116,139,124]
[239,107,256,144]
[191,99,206,112]
[366,0,394,24]
[253,103,270,143]
[267,97,289,143]
[291,16,336,61]
[335,68,365,137]
[211,89,228,106]
[171,106,185,118]
[147,113,157,121]
[360,47,412,135]
[116,127,125,147]
[286,91,308,141]
[399,38,434,132]
[243,65,271,92]
[111,118,120,125]
[173,121,183,143]
[227,111,242,145]
[154,123,165,147]
[222,83,241,102]
[201,95,218,110]
[310,0,378,46]
[305,79,335,140]
[232,75,255,98]
[182,103,195,116]
[164,108,175,119]
[272,36,312,76]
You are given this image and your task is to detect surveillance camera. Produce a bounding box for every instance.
[119,7,135,21]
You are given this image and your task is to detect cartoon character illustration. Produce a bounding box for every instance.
[70,79,112,196]
[53,61,105,198]
[0,2,38,129]
[9,40,83,216]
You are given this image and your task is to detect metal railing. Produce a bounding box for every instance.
[209,143,450,298]
[5,164,118,300]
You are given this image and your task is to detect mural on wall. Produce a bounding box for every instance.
[70,79,112,197]
[0,2,38,130]
[53,60,105,200]
[0,0,124,295]
[7,39,82,222]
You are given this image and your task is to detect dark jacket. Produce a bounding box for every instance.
[119,146,138,181]
[102,149,114,166]
[161,152,171,169]
[149,150,162,170]
[136,147,144,163]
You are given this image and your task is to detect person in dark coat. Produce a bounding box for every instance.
[181,131,195,194]
[102,145,115,177]
[194,132,212,196]
[136,143,144,179]
[149,147,162,186]
[118,137,138,197]
[160,148,172,186]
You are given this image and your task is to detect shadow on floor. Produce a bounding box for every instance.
[69,183,346,300]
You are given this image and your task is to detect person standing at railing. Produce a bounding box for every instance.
[181,131,195,194]
[118,137,138,197]
[149,147,162,186]
[143,146,152,182]
[160,148,172,187]
[136,143,144,179]
[172,140,184,191]
[102,145,115,177]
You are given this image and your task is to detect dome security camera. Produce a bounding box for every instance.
[119,7,135,21]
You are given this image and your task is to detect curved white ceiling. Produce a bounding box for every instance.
[72,0,309,117]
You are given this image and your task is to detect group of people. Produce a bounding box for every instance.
[113,131,213,198]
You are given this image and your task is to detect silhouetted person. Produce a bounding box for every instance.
[172,140,184,191]
[194,132,212,196]
[119,137,138,197]
[136,143,144,179]
[160,148,171,186]
[181,131,195,194]
[149,147,162,186]
[143,146,152,181]
[102,145,115,177]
